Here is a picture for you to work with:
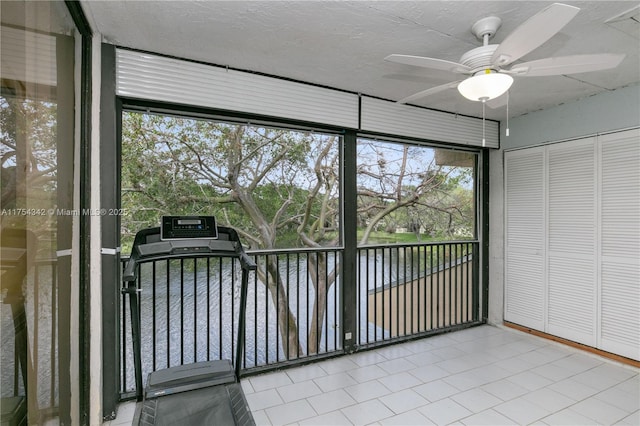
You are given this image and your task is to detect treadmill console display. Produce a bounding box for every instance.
[161,215,218,240]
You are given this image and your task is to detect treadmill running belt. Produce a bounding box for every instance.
[139,384,254,426]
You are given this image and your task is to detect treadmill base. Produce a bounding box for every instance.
[138,383,254,426]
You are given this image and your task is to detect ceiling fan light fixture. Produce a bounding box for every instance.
[457,71,513,101]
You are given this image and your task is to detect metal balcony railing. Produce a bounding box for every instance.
[357,241,479,347]
[119,241,480,397]
[1,258,59,421]
[119,248,343,396]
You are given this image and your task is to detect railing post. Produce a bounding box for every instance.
[342,130,358,352]
[121,280,143,401]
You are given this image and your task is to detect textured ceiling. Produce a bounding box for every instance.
[81,1,640,121]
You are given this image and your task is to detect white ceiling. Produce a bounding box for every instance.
[81,1,640,121]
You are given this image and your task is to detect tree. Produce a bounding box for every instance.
[121,113,476,358]
[122,113,340,356]
[1,96,58,247]
[356,140,474,242]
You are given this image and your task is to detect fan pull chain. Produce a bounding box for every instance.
[482,99,486,147]
[506,90,510,137]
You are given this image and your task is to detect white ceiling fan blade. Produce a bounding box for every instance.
[385,54,471,74]
[491,3,580,67]
[397,81,462,104]
[508,54,626,77]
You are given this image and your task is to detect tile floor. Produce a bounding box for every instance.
[107,324,639,425]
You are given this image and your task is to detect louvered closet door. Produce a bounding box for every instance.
[547,138,597,346]
[599,129,640,360]
[504,148,545,330]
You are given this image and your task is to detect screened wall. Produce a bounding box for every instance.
[1,1,82,423]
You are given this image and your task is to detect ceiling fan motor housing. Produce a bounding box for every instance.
[461,16,502,73]
[459,45,499,73]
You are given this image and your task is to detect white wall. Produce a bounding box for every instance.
[488,84,640,326]
[503,84,640,150]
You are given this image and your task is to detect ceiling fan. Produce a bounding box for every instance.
[385,3,626,106]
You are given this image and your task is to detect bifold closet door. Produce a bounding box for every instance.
[546,139,597,346]
[505,129,640,361]
[599,129,640,360]
[504,148,545,330]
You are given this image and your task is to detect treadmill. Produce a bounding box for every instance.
[123,216,256,426]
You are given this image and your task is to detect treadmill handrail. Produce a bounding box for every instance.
[123,226,256,282]
[123,250,256,282]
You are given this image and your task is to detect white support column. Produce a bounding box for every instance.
[488,148,505,325]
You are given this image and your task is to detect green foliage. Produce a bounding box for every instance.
[356,139,475,242]
[1,96,58,253]
[119,111,477,355]
[121,112,340,251]
[121,113,476,252]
